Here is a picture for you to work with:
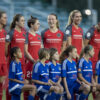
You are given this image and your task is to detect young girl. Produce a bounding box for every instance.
[65,10,84,57]
[60,46,90,100]
[77,45,96,99]
[32,48,61,100]
[47,48,63,99]
[9,47,36,100]
[41,13,67,54]
[0,10,7,100]
[95,51,100,100]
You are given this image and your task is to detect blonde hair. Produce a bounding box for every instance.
[67,10,81,26]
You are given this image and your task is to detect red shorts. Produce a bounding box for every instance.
[0,63,8,76]
[25,61,34,79]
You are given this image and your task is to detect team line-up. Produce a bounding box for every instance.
[0,9,100,100]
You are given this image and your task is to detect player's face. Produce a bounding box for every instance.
[48,15,57,28]
[17,16,25,28]
[46,53,50,60]
[89,48,94,57]
[33,20,40,31]
[71,48,77,59]
[53,51,59,61]
[16,48,22,59]
[73,12,82,25]
[0,13,7,26]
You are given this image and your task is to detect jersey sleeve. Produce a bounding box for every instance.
[95,61,100,75]
[6,29,14,42]
[65,25,72,37]
[85,26,94,40]
[9,62,16,79]
[25,32,29,44]
[77,58,84,73]
[61,60,67,77]
[32,63,40,80]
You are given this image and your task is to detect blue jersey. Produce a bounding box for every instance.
[32,62,49,88]
[77,58,93,83]
[61,59,77,87]
[47,62,61,83]
[95,60,100,83]
[9,61,24,94]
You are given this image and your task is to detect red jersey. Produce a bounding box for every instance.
[85,26,100,62]
[65,25,83,54]
[41,28,66,54]
[25,32,41,61]
[0,29,7,64]
[6,29,26,64]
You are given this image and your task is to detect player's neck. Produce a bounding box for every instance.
[49,27,58,33]
[52,60,57,66]
[0,24,3,31]
[84,55,90,62]
[67,56,72,63]
[29,28,36,36]
[72,23,79,29]
[15,26,21,33]
[40,59,46,66]
[15,58,20,63]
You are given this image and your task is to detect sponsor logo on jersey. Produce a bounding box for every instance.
[57,33,61,37]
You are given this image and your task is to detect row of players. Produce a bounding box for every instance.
[0,9,100,100]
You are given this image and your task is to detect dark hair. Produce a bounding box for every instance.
[49,48,57,61]
[10,14,23,30]
[49,13,59,29]
[60,45,76,63]
[10,47,20,61]
[38,48,49,60]
[84,45,93,54]
[27,16,38,28]
[98,50,100,60]
[0,10,6,19]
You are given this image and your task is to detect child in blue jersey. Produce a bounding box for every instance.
[77,45,96,99]
[60,45,91,100]
[32,48,61,100]
[9,47,36,100]
[47,48,63,100]
[95,51,100,100]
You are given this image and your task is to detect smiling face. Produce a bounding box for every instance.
[52,51,59,61]
[72,12,82,25]
[47,14,58,28]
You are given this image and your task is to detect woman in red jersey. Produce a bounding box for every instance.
[41,13,67,54]
[0,10,7,100]
[65,10,84,57]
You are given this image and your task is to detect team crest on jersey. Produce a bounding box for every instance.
[23,33,25,37]
[57,33,61,37]
[80,30,83,33]
[37,37,41,40]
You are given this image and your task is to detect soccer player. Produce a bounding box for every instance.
[9,47,36,100]
[47,48,63,100]
[77,45,96,99]
[24,16,41,100]
[0,10,7,100]
[32,48,61,100]
[65,10,84,57]
[60,45,90,100]
[41,13,67,54]
[84,22,100,75]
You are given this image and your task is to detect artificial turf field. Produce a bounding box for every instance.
[2,90,93,100]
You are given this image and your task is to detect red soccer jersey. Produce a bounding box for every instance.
[41,29,66,54]
[85,26,100,62]
[0,29,7,64]
[65,25,83,54]
[25,33,41,61]
[6,29,26,64]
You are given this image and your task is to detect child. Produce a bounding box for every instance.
[32,48,61,100]
[47,48,63,100]
[77,45,96,99]
[60,45,90,100]
[9,47,36,100]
